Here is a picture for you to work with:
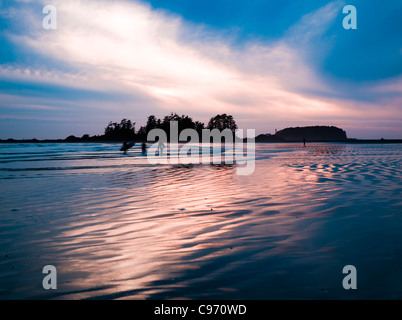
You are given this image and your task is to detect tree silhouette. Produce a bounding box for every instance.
[104,119,136,141]
[145,115,159,133]
[101,114,238,142]
[194,121,205,137]
[207,114,237,132]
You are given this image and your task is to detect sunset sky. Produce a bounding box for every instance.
[0,0,401,139]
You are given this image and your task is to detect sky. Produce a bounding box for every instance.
[0,0,401,139]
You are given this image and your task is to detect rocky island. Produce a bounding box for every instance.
[255,126,348,142]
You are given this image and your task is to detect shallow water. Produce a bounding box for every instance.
[0,142,401,299]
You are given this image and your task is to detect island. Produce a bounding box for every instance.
[258,126,348,142]
[1,116,401,144]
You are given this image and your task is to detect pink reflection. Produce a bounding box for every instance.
[53,147,333,299]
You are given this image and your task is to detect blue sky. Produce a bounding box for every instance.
[0,0,401,139]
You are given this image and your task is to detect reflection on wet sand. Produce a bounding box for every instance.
[0,143,402,299]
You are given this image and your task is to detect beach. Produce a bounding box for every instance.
[1,142,402,299]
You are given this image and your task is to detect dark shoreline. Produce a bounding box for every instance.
[1,139,402,144]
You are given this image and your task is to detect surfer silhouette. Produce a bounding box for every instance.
[121,141,134,154]
[141,142,147,154]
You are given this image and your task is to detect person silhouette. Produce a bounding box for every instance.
[141,142,147,154]
[158,141,165,155]
[122,141,128,154]
[303,138,306,147]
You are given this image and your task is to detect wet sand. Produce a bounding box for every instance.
[1,143,402,299]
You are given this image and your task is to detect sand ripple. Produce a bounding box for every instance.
[0,143,401,299]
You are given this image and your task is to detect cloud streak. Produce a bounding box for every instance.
[0,0,401,138]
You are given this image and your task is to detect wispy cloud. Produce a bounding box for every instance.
[0,0,401,138]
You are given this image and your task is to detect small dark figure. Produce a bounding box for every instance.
[303,138,306,147]
[158,141,165,155]
[141,142,147,154]
[122,141,128,154]
[121,141,134,154]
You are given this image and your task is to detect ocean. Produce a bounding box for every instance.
[0,142,401,299]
